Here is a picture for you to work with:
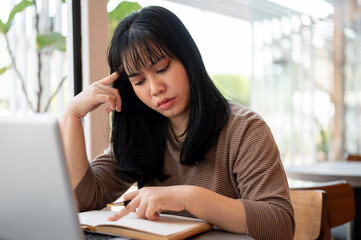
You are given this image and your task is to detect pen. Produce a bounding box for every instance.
[106,200,131,207]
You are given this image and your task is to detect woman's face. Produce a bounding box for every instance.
[125,55,191,123]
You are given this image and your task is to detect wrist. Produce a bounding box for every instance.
[61,106,83,129]
[63,102,83,119]
[182,185,203,212]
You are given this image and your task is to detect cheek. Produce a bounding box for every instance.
[179,68,189,92]
[133,89,145,102]
[133,89,153,108]
[180,76,190,97]
[183,84,191,104]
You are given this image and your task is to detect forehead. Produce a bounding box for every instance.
[122,40,169,75]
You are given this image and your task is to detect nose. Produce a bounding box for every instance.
[149,76,166,96]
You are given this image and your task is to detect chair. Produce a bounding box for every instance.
[291,189,327,240]
[291,180,356,240]
[345,153,361,161]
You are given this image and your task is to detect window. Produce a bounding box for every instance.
[108,0,361,165]
[0,0,70,118]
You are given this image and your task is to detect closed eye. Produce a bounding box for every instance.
[135,79,145,86]
[156,62,170,74]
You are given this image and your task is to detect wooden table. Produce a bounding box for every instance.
[286,161,361,240]
[286,162,361,187]
[84,229,254,240]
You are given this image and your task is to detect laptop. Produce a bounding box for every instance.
[0,114,127,240]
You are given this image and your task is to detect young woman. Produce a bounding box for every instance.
[61,6,294,240]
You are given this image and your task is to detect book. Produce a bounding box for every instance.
[78,211,213,240]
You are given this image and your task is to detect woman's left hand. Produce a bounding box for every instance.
[108,186,191,221]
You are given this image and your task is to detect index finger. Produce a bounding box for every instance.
[99,71,120,86]
[108,191,140,221]
[108,197,140,221]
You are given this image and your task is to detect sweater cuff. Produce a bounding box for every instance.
[241,199,294,240]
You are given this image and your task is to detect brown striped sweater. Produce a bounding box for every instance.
[75,102,295,239]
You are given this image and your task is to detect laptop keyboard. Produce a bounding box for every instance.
[84,230,133,240]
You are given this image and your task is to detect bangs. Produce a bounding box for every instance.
[121,31,170,75]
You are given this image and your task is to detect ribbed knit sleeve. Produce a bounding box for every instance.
[74,149,132,212]
[230,111,295,239]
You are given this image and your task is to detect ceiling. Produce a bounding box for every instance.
[164,0,305,21]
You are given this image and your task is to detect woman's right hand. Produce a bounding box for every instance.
[67,72,122,118]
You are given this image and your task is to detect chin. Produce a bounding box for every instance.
[161,111,179,119]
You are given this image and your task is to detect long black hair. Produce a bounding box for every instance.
[108,6,230,188]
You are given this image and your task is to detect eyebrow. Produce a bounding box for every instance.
[126,56,165,78]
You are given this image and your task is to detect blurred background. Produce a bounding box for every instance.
[0,0,360,167]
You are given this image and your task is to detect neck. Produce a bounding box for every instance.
[169,112,189,143]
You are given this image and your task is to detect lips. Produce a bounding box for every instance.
[157,98,172,107]
[157,98,175,110]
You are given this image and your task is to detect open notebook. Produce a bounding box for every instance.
[79,211,212,240]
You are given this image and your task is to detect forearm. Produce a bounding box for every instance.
[184,186,247,234]
[60,109,89,190]
[185,186,294,239]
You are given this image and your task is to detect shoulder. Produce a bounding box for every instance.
[90,145,116,166]
[225,101,266,133]
[218,101,276,152]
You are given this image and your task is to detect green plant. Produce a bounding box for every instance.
[108,1,142,37]
[0,0,67,112]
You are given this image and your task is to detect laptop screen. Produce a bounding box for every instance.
[0,115,83,240]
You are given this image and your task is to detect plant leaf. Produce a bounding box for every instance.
[5,0,33,33]
[0,19,6,33]
[0,65,12,75]
[109,1,142,21]
[109,1,142,37]
[37,32,66,52]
